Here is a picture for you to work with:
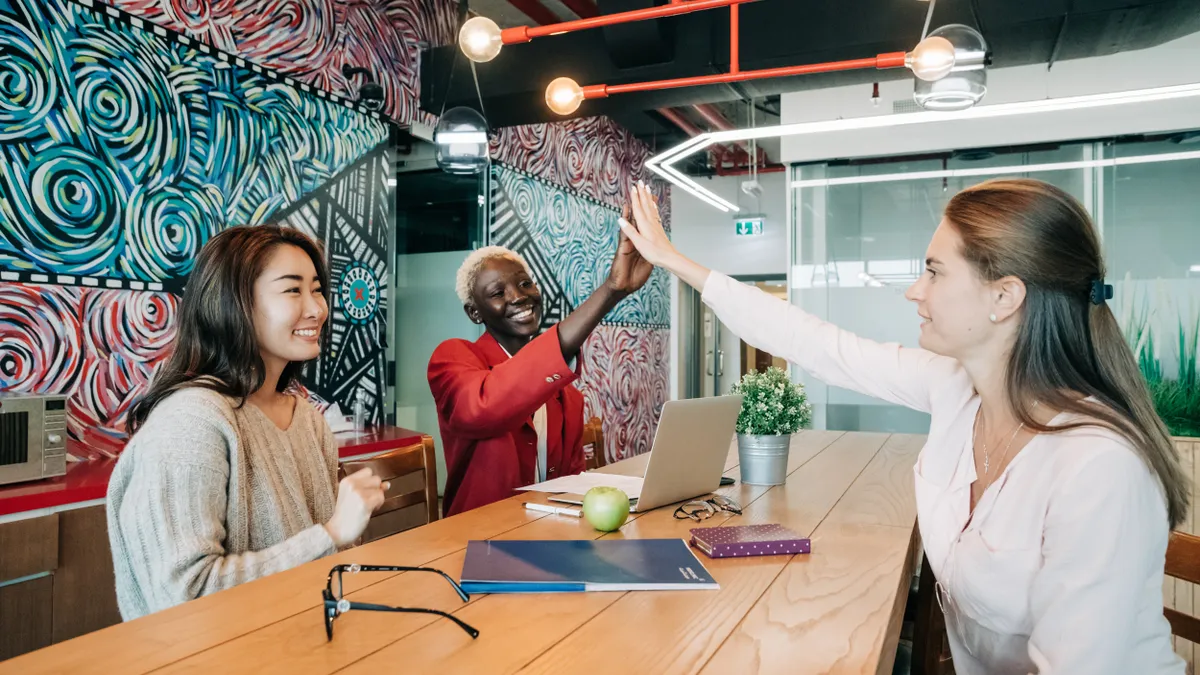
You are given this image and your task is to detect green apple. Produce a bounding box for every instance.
[582,486,630,532]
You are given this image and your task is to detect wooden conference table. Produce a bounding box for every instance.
[4,430,925,675]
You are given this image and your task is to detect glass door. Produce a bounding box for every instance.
[699,305,725,397]
[688,276,789,398]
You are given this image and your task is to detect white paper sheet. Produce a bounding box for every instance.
[516,472,645,499]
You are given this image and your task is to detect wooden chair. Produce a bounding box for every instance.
[911,531,1200,675]
[582,417,606,471]
[911,553,954,675]
[338,436,438,543]
[1166,530,1200,644]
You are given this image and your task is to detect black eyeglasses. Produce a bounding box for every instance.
[673,495,742,522]
[322,564,480,641]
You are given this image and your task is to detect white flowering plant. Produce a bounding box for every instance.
[730,366,812,436]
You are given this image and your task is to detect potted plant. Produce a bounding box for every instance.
[730,366,813,485]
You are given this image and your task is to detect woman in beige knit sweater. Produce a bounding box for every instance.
[107,226,386,620]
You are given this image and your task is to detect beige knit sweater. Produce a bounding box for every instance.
[106,387,339,620]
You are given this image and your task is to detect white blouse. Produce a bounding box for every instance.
[702,271,1183,674]
[497,342,574,483]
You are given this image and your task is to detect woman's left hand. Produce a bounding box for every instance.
[605,202,654,296]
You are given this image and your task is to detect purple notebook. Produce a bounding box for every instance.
[689,524,811,559]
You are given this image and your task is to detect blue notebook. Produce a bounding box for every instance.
[459,538,720,594]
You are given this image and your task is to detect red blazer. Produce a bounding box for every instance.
[427,325,586,516]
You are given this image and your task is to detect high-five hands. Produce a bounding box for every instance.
[618,181,678,268]
[604,199,655,296]
[619,180,713,292]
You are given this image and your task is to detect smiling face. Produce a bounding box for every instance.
[466,256,543,341]
[252,243,329,368]
[904,219,997,359]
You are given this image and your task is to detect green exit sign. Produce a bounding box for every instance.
[734,217,764,236]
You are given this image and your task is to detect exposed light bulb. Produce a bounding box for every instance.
[906,35,956,81]
[913,25,989,110]
[545,77,584,115]
[458,16,502,63]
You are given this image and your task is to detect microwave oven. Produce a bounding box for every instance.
[0,393,68,487]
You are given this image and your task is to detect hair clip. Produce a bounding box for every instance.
[1089,278,1114,306]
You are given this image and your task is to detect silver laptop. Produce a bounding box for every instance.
[630,395,742,512]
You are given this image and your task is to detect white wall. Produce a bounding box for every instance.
[668,170,789,277]
[393,251,482,493]
[668,172,789,400]
[779,31,1200,163]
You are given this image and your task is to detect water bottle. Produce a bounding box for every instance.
[352,391,367,431]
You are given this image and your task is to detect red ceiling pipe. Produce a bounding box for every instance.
[711,143,764,169]
[660,105,775,173]
[504,0,561,27]
[557,0,599,19]
[502,0,759,44]
[692,103,735,131]
[656,107,738,166]
[583,52,908,97]
[691,103,765,165]
[656,107,705,137]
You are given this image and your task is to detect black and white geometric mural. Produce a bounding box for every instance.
[276,142,391,425]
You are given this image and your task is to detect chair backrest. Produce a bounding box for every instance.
[582,417,606,471]
[338,436,438,542]
[1165,530,1200,644]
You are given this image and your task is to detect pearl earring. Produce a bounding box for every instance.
[989,313,997,323]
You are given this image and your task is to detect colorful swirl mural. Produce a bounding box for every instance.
[108,0,458,125]
[0,0,392,442]
[490,116,671,219]
[0,285,87,395]
[577,326,670,463]
[494,166,670,328]
[81,290,178,365]
[489,118,672,462]
[0,0,389,284]
[0,283,176,442]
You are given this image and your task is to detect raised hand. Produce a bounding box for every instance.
[618,181,678,267]
[619,180,713,292]
[604,202,655,296]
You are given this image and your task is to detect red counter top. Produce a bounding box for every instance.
[0,426,427,520]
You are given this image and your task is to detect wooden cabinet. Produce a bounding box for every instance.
[0,507,120,661]
[52,506,121,643]
[0,575,54,660]
[0,513,58,581]
[0,514,59,661]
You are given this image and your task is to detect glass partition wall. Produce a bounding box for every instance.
[789,133,1200,436]
[392,168,488,492]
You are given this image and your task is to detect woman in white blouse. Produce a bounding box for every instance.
[620,178,1188,674]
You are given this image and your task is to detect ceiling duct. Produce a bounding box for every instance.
[600,0,678,69]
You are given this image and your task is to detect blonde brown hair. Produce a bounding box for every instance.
[945,178,1188,528]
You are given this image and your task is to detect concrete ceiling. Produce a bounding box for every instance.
[424,1,1200,157]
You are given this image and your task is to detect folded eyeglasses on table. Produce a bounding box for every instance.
[672,494,742,522]
[322,564,480,640]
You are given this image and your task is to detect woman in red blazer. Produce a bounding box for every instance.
[428,227,652,516]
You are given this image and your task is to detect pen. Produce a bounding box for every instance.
[523,502,583,518]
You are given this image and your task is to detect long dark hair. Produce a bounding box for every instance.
[946,178,1189,528]
[127,225,330,435]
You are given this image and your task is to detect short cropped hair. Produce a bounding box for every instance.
[455,246,534,306]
